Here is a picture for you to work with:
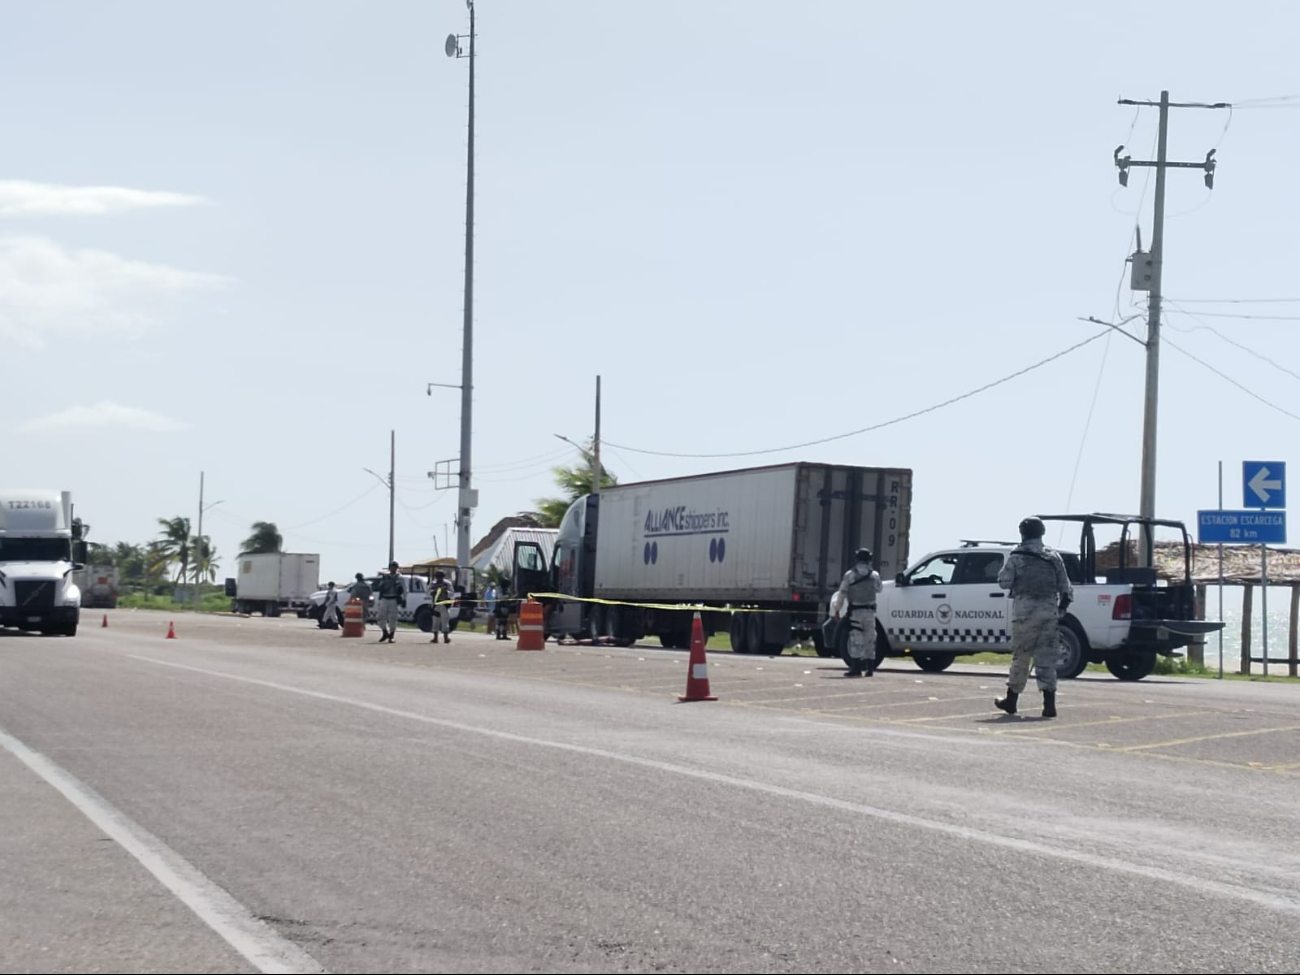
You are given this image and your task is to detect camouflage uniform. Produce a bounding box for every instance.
[997,538,1072,694]
[837,558,883,676]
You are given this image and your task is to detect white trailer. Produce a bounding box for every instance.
[513,462,912,655]
[227,552,320,617]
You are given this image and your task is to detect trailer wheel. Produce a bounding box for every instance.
[1105,648,1157,681]
[730,614,750,654]
[746,613,771,656]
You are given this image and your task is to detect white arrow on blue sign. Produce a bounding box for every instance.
[1243,461,1286,509]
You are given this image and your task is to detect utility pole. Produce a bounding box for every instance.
[194,470,204,613]
[445,2,478,583]
[1114,91,1224,564]
[389,430,396,566]
[592,375,602,496]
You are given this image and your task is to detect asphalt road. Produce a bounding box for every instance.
[3,611,1299,974]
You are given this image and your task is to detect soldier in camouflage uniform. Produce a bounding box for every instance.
[995,517,1073,718]
[836,547,883,678]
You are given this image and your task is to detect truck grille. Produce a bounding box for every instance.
[15,581,56,610]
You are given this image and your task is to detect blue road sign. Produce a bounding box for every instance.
[1198,509,1287,545]
[1243,461,1286,509]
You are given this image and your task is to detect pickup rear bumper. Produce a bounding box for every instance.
[1129,618,1226,653]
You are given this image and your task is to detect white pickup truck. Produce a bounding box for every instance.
[870,514,1223,681]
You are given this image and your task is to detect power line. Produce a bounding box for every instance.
[282,482,382,531]
[1059,332,1114,546]
[1163,335,1300,422]
[1165,297,1300,304]
[1165,302,1300,384]
[1166,310,1300,321]
[606,330,1112,460]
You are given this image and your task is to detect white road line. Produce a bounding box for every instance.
[130,654,1300,917]
[0,725,326,975]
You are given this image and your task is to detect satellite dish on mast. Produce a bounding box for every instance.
[445,34,459,58]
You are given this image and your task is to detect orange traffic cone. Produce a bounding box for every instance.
[166,621,176,639]
[678,612,717,702]
[101,614,108,628]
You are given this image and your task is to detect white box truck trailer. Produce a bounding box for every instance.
[512,462,912,655]
[225,552,320,617]
[0,489,89,636]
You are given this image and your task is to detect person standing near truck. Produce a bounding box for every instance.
[995,517,1073,718]
[836,547,883,678]
[375,561,406,643]
[428,570,452,645]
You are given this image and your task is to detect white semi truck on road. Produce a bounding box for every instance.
[0,489,88,637]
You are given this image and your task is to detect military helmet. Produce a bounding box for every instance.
[389,560,399,569]
[1018,517,1046,539]
[854,547,873,564]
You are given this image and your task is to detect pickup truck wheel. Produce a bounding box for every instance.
[1057,621,1090,679]
[730,614,750,654]
[414,606,433,632]
[913,652,954,673]
[1105,648,1157,681]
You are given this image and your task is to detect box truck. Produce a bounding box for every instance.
[512,462,912,655]
[225,552,320,617]
[0,489,89,636]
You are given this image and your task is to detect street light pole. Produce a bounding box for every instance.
[193,471,223,613]
[446,1,477,583]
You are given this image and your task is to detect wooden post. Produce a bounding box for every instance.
[1189,584,1206,669]
[1240,584,1253,676]
[1289,584,1299,679]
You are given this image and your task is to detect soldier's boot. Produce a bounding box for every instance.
[845,660,864,678]
[995,687,1019,714]
[1041,690,1057,719]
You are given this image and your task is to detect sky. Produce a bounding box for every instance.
[4,1,1300,589]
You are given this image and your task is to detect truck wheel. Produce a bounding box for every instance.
[913,652,954,673]
[729,614,750,654]
[62,622,77,637]
[746,613,778,655]
[1106,648,1157,681]
[1057,621,1090,679]
[414,606,433,632]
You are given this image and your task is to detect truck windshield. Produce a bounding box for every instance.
[0,537,72,563]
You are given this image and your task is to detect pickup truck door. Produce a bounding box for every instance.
[884,552,961,650]
[950,551,1011,650]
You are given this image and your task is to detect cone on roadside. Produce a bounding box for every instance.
[101,614,108,628]
[166,620,176,639]
[678,612,717,702]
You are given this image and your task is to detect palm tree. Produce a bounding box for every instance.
[190,535,220,584]
[241,521,283,554]
[530,443,618,528]
[114,542,147,584]
[155,516,191,583]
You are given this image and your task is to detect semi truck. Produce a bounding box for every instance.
[0,489,89,637]
[511,462,912,654]
[73,564,119,609]
[224,552,320,617]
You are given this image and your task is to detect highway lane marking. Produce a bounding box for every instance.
[0,725,326,975]
[1119,724,1300,752]
[127,654,1300,918]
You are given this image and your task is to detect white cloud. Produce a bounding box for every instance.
[0,235,230,348]
[0,180,208,216]
[22,401,188,434]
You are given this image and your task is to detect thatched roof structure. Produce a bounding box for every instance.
[1097,541,1300,586]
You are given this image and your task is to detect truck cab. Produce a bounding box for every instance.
[0,490,88,637]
